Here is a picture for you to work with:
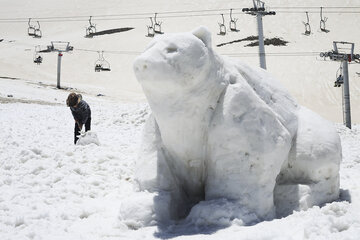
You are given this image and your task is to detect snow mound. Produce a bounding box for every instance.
[186,198,258,227]
[118,191,157,230]
[76,131,100,146]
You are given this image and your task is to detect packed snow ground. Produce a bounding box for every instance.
[1,78,360,240]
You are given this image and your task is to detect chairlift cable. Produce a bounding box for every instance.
[75,48,141,55]
[0,39,348,58]
[0,13,235,23]
[1,6,360,22]
[1,6,359,21]
[275,11,360,14]
[75,46,322,57]
[76,47,322,57]
[223,53,321,56]
[0,9,242,22]
[0,8,237,21]
[2,10,360,23]
[271,6,360,9]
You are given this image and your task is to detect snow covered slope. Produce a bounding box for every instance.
[1,77,360,240]
[0,0,360,122]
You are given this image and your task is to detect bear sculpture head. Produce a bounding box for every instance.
[134,27,216,93]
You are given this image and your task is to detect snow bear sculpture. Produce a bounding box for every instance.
[131,26,341,226]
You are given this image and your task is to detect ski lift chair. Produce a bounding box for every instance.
[153,13,163,34]
[320,7,329,33]
[100,51,111,71]
[320,20,326,32]
[218,14,226,35]
[27,18,36,36]
[334,74,343,87]
[28,27,36,36]
[154,22,162,34]
[147,25,155,37]
[334,65,343,87]
[95,51,103,72]
[229,9,239,32]
[34,22,42,38]
[33,45,43,64]
[86,27,96,38]
[94,51,111,72]
[100,61,111,71]
[304,23,311,35]
[95,63,102,72]
[34,55,43,65]
[302,12,311,36]
[85,16,96,38]
[355,54,360,63]
[146,17,155,37]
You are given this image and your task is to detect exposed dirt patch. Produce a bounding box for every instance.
[0,96,62,106]
[217,36,288,48]
[245,38,288,47]
[0,76,19,80]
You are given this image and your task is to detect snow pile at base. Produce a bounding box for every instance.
[76,131,100,146]
[129,26,341,226]
[185,198,258,227]
[118,191,157,230]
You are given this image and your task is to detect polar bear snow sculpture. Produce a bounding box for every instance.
[131,26,341,226]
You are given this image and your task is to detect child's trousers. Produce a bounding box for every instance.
[74,118,91,144]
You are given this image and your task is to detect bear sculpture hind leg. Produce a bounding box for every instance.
[202,85,294,223]
[274,107,341,217]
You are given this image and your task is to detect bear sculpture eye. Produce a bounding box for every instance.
[166,47,178,53]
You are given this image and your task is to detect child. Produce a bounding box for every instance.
[66,93,91,144]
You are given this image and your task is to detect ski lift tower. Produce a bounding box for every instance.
[47,41,73,89]
[242,0,275,69]
[320,42,360,129]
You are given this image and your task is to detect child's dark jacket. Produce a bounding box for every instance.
[70,95,91,124]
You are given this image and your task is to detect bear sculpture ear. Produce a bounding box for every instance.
[192,26,212,49]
